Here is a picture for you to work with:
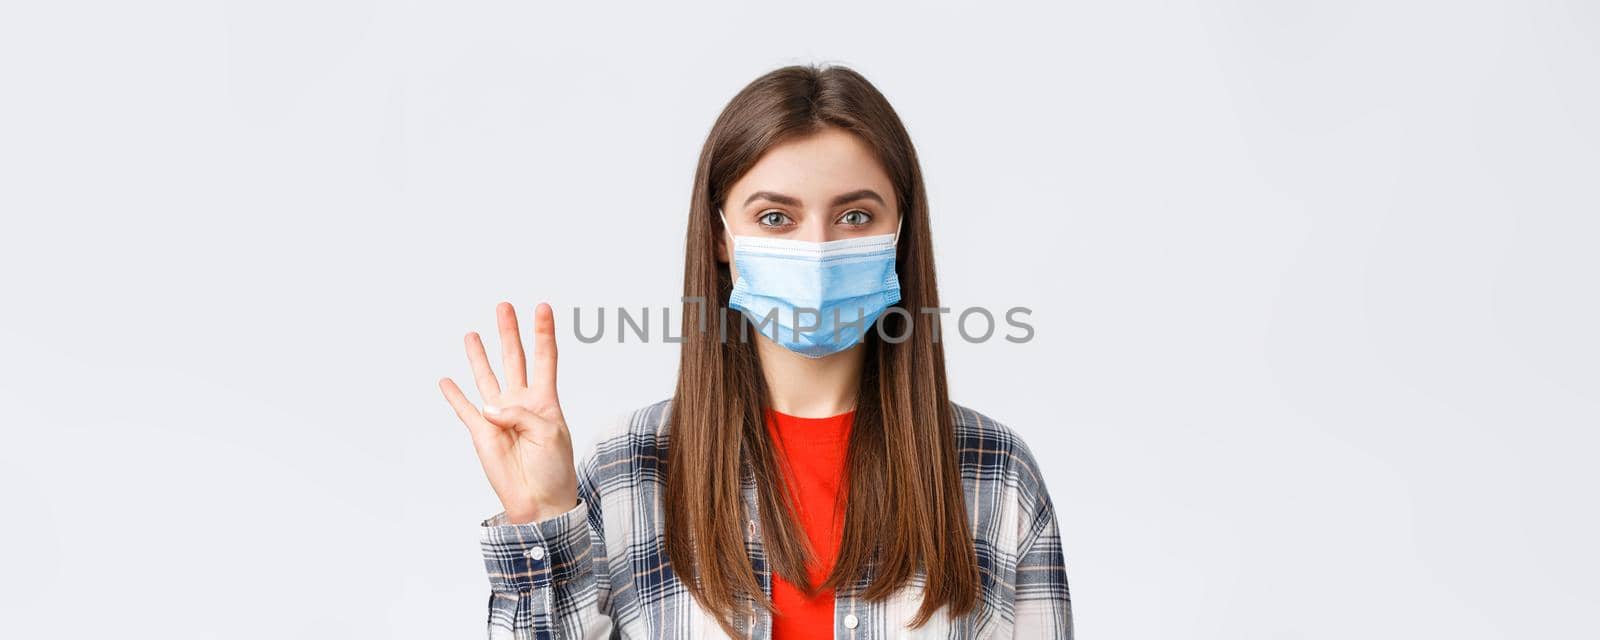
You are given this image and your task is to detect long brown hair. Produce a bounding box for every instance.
[663,64,977,636]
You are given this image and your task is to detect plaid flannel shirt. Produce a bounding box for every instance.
[479,399,1073,639]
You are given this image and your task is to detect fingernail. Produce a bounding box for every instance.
[483,404,501,416]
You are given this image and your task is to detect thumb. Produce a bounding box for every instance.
[482,403,536,431]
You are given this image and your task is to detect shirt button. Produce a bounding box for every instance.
[526,546,546,560]
[843,614,859,629]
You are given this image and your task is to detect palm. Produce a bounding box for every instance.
[439,302,577,524]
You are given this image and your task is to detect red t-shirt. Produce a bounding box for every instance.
[764,407,854,639]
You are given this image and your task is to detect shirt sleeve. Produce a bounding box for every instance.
[479,455,613,640]
[1011,481,1074,639]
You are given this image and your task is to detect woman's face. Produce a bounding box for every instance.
[718,126,901,268]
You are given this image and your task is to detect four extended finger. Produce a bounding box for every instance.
[531,302,559,400]
[497,301,528,389]
[438,377,496,442]
[463,331,500,403]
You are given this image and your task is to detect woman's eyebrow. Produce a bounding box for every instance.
[743,191,801,207]
[829,189,885,207]
[741,189,885,207]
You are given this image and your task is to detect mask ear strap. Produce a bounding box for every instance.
[717,208,732,247]
[893,215,904,244]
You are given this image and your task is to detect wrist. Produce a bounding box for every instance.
[505,498,578,525]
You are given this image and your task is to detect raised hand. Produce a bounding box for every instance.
[439,302,577,525]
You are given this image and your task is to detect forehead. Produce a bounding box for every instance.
[727,127,895,205]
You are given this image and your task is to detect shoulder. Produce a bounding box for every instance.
[577,398,674,484]
[949,402,1067,562]
[949,402,1052,503]
[601,397,674,446]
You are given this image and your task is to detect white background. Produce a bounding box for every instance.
[2,1,1596,638]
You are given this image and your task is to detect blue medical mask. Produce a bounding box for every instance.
[720,210,903,358]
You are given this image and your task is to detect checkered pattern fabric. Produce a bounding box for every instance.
[480,399,1072,639]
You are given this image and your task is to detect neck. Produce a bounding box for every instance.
[753,336,865,418]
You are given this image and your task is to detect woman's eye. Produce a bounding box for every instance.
[757,211,793,228]
[838,209,872,226]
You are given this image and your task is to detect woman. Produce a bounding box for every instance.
[439,64,1073,639]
